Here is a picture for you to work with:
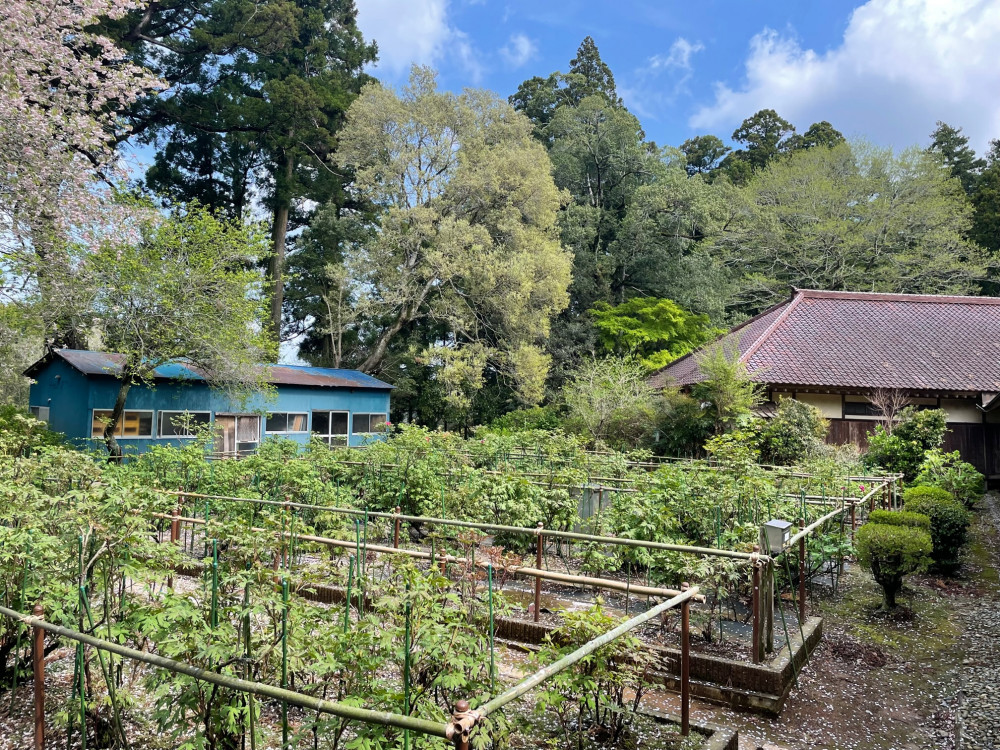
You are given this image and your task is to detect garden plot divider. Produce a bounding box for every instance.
[0,584,701,749]
[159,471,899,673]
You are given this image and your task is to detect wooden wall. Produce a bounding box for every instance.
[827,420,989,475]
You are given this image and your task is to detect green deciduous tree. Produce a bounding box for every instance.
[715,142,988,315]
[590,297,720,371]
[330,67,572,407]
[87,206,276,458]
[562,357,660,448]
[690,340,764,434]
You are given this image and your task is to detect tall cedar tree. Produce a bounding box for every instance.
[104,0,377,336]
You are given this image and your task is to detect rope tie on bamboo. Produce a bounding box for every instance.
[534,522,544,536]
[748,551,771,568]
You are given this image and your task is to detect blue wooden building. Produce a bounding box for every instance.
[25,349,392,454]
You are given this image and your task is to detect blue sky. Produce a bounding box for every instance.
[356,0,1000,152]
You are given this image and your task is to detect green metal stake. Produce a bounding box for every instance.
[211,540,219,629]
[344,556,355,633]
[78,640,87,750]
[487,564,495,696]
[244,563,256,750]
[281,577,289,750]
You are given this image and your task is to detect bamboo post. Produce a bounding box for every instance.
[751,548,762,664]
[534,523,543,623]
[681,582,691,737]
[393,507,401,549]
[798,518,806,624]
[32,603,44,750]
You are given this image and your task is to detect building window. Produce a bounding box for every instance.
[266,413,309,434]
[92,410,153,438]
[214,414,261,456]
[312,411,348,446]
[352,413,387,434]
[29,406,50,423]
[158,411,211,438]
[842,400,882,417]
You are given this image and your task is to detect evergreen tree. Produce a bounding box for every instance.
[106,0,377,337]
[929,121,985,195]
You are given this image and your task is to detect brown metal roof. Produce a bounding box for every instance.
[649,289,1000,393]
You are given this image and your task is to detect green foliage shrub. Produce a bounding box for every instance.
[488,405,563,433]
[0,405,63,456]
[903,486,971,573]
[864,407,947,480]
[690,340,764,435]
[759,398,828,466]
[855,522,932,609]
[867,509,931,531]
[562,357,660,449]
[653,390,713,458]
[914,449,985,509]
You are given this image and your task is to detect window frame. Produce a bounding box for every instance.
[265,412,310,434]
[352,413,387,435]
[157,410,212,438]
[311,410,349,446]
[91,409,154,439]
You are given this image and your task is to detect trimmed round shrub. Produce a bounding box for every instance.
[903,486,971,573]
[856,522,932,609]
[867,509,931,531]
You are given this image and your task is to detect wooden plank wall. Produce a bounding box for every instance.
[827,420,988,474]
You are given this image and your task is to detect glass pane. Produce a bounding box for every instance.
[312,411,329,435]
[137,412,153,437]
[92,410,114,438]
[331,412,348,435]
[237,416,260,442]
[289,414,308,432]
[162,412,209,437]
[370,414,386,431]
[266,413,288,432]
[328,435,347,446]
[352,414,368,434]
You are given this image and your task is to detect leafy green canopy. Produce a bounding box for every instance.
[715,142,988,315]
[865,407,947,481]
[331,67,572,409]
[87,205,276,457]
[590,297,720,371]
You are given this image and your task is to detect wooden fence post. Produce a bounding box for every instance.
[32,603,45,750]
[681,583,691,736]
[798,518,806,624]
[751,548,762,664]
[534,523,544,623]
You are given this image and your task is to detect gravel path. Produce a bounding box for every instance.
[957,494,1000,750]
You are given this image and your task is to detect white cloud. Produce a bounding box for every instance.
[619,37,704,120]
[648,38,704,72]
[356,0,485,81]
[500,33,538,68]
[356,0,450,73]
[690,0,1000,151]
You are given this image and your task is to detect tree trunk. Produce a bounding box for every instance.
[269,153,295,337]
[103,376,133,462]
